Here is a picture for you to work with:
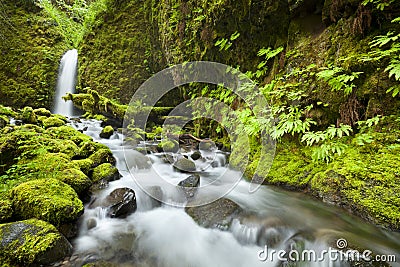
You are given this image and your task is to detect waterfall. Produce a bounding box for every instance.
[53,49,78,117]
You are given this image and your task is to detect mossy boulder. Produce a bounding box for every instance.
[0,219,72,266]
[173,158,196,172]
[46,125,93,146]
[0,199,13,223]
[157,139,179,153]
[79,141,109,158]
[73,158,94,175]
[0,105,16,117]
[60,168,92,195]
[92,163,120,183]
[89,148,116,168]
[33,108,52,117]
[99,125,114,139]
[0,115,9,129]
[10,179,84,226]
[42,116,66,129]
[21,106,37,124]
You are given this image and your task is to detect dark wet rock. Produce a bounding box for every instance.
[124,150,152,169]
[99,125,114,139]
[0,219,72,266]
[105,188,137,218]
[58,222,79,239]
[190,151,202,160]
[186,198,243,229]
[173,157,196,172]
[178,174,200,199]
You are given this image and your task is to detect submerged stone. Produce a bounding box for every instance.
[178,174,200,199]
[173,157,196,172]
[185,198,243,229]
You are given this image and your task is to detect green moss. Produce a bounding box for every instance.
[89,148,116,168]
[72,158,94,175]
[0,1,66,109]
[99,125,114,139]
[158,139,179,153]
[0,219,72,265]
[46,125,93,146]
[64,90,127,126]
[91,163,119,183]
[33,108,52,117]
[0,115,9,129]
[10,178,84,226]
[310,144,400,229]
[42,117,66,129]
[78,141,109,158]
[20,107,37,124]
[0,199,13,223]
[0,105,16,117]
[60,168,92,195]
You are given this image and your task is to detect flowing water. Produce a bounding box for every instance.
[53,49,78,117]
[66,119,400,267]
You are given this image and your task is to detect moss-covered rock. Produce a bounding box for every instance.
[33,108,52,117]
[60,168,92,195]
[42,116,66,129]
[91,163,120,183]
[21,106,37,124]
[89,148,116,168]
[46,125,93,146]
[73,158,94,175]
[78,140,109,158]
[0,199,13,223]
[0,105,16,117]
[10,178,84,226]
[99,125,114,139]
[157,139,179,153]
[0,219,72,266]
[65,90,127,127]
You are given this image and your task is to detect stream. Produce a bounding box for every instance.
[65,118,400,267]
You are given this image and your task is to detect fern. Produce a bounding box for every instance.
[215,32,240,51]
[317,66,362,95]
[312,142,348,163]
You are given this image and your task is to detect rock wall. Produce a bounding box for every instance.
[0,0,67,108]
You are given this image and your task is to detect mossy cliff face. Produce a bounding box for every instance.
[78,0,290,103]
[0,0,66,109]
[78,0,163,103]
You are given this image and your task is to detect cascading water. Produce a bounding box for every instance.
[63,119,400,267]
[52,49,78,117]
